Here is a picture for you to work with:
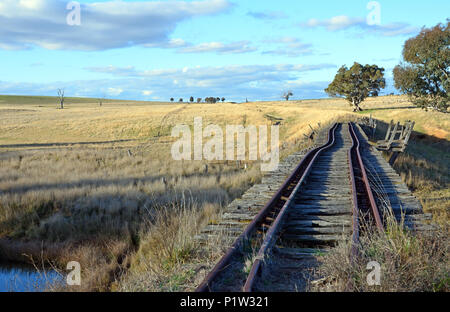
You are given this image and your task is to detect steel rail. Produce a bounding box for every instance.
[348,124,360,259]
[348,122,384,231]
[195,123,338,292]
[242,123,383,292]
[242,123,339,292]
[346,122,384,291]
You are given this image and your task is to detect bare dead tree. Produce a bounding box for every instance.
[57,89,65,109]
[282,90,293,101]
[99,95,105,107]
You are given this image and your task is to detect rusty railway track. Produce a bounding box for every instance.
[196,122,383,292]
[348,122,384,260]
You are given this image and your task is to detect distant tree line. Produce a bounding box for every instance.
[169,97,226,103]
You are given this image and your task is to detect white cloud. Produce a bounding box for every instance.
[302,15,419,37]
[18,0,45,10]
[87,63,336,82]
[143,38,189,49]
[0,0,231,50]
[376,23,420,37]
[84,63,336,98]
[142,90,153,96]
[143,39,257,54]
[262,37,313,57]
[0,78,334,102]
[247,11,287,20]
[178,41,256,54]
[0,62,338,101]
[306,16,365,31]
[107,87,123,96]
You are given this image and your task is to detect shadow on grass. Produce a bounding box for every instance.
[0,139,135,149]
[0,184,228,243]
[1,172,204,194]
[357,106,417,114]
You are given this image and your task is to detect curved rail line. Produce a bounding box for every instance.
[348,122,384,259]
[242,124,341,291]
[196,123,338,292]
[197,122,383,292]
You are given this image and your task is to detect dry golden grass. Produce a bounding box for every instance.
[0,94,448,291]
[313,216,449,292]
[0,98,349,145]
[116,201,232,292]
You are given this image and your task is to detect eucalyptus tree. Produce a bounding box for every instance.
[325,62,385,111]
[393,21,449,112]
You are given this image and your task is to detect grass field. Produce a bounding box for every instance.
[0,94,448,291]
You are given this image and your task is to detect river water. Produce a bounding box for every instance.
[0,262,63,292]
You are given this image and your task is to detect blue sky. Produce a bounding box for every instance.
[0,0,448,101]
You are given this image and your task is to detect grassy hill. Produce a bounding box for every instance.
[0,94,170,106]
